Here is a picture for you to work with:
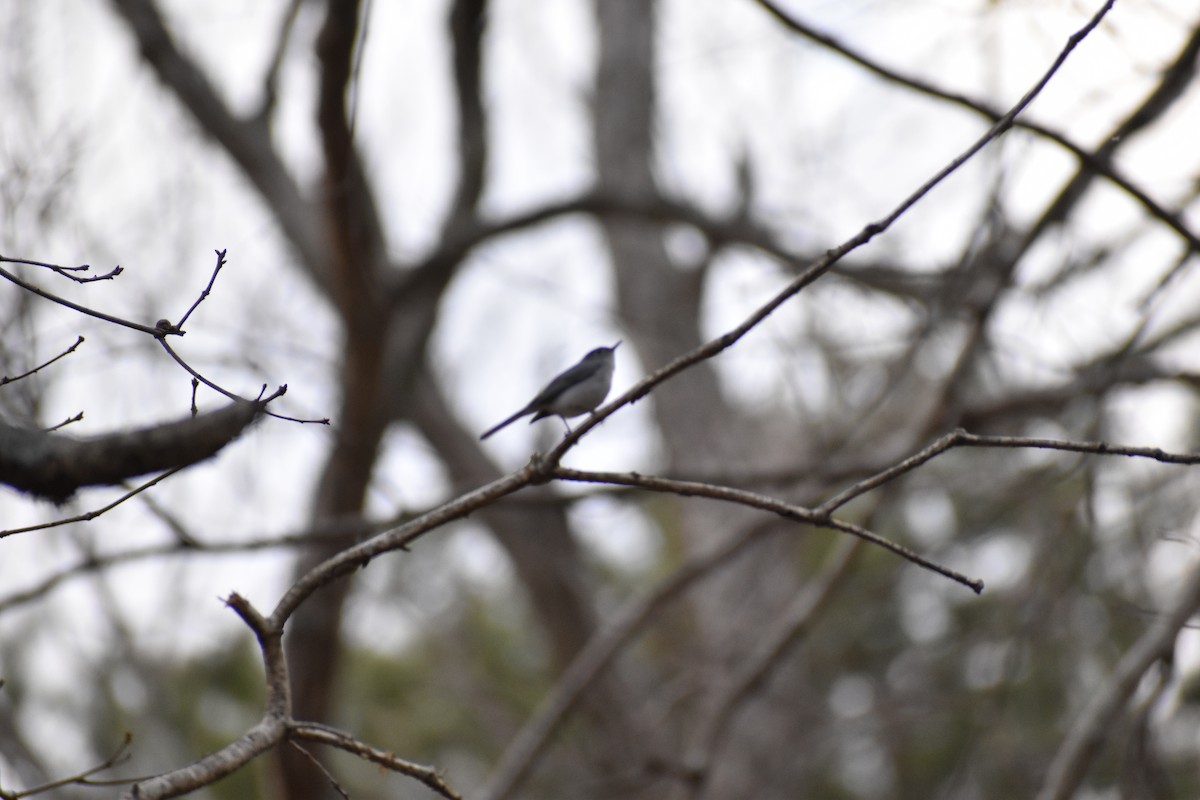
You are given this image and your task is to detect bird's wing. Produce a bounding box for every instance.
[527,360,596,408]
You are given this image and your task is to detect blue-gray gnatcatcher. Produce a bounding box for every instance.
[480,342,620,440]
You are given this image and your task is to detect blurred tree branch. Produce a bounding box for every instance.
[1036,564,1200,800]
[754,0,1200,254]
[108,0,327,281]
[0,401,260,502]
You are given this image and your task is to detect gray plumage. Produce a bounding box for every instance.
[480,342,620,440]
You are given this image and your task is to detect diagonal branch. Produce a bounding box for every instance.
[544,0,1118,460]
[0,466,185,539]
[172,249,227,330]
[1,733,133,800]
[1022,19,1200,247]
[0,335,84,387]
[0,261,164,336]
[754,0,1200,255]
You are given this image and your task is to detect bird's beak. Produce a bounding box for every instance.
[612,340,622,350]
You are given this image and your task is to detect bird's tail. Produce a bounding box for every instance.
[480,408,531,440]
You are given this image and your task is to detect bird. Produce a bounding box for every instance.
[480,342,620,440]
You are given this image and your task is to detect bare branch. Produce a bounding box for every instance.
[0,255,123,283]
[225,593,289,717]
[159,341,323,424]
[120,595,290,800]
[0,400,261,502]
[0,465,186,538]
[173,248,227,330]
[1021,20,1200,249]
[547,0,1117,457]
[289,722,463,800]
[822,428,1200,515]
[416,191,792,290]
[819,429,967,513]
[155,338,301,422]
[0,520,375,614]
[267,7,1121,669]
[111,581,458,800]
[0,732,133,799]
[752,1,1200,255]
[0,335,83,387]
[43,412,84,432]
[269,465,535,627]
[1,251,317,426]
[287,742,350,800]
[0,262,164,337]
[120,716,287,800]
[555,467,983,592]
[954,430,1200,465]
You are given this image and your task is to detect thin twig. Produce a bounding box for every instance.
[44,412,84,432]
[189,377,200,416]
[0,256,89,272]
[157,339,324,424]
[0,264,161,336]
[287,742,349,800]
[822,428,1200,515]
[3,251,319,424]
[0,336,84,386]
[954,430,1200,464]
[820,430,965,513]
[0,466,186,539]
[155,338,248,404]
[555,467,984,592]
[290,721,463,800]
[0,529,359,614]
[752,0,1200,255]
[174,249,228,330]
[0,732,134,799]
[0,255,123,283]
